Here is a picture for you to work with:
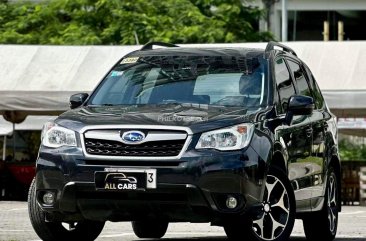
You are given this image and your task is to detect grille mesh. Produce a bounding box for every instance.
[84,139,185,157]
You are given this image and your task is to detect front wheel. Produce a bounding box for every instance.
[28,178,105,241]
[303,167,338,241]
[224,168,296,241]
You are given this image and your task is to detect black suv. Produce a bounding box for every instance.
[28,42,340,241]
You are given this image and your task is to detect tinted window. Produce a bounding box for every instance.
[310,74,325,109]
[194,71,265,107]
[89,55,268,108]
[302,65,325,110]
[275,58,295,113]
[287,60,312,97]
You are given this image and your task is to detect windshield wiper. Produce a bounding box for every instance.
[87,104,119,107]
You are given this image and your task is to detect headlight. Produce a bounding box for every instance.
[41,122,77,148]
[196,123,254,151]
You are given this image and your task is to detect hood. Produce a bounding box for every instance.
[56,104,267,134]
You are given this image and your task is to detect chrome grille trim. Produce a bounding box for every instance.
[84,130,187,144]
[79,125,192,160]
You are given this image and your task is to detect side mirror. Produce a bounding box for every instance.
[69,93,89,109]
[285,95,314,125]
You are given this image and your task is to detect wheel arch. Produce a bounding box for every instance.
[270,151,287,174]
[269,141,289,175]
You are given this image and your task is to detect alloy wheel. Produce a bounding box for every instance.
[327,175,337,233]
[252,175,290,240]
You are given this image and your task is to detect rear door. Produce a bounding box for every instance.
[287,59,326,210]
[304,65,331,209]
[274,57,313,211]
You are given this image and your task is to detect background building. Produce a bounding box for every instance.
[256,0,366,41]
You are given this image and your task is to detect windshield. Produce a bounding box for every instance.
[88,55,268,108]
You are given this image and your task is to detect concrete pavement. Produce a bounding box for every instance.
[0,201,365,241]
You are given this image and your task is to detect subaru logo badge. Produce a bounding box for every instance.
[121,131,145,144]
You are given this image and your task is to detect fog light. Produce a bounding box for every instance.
[43,192,55,205]
[226,196,238,209]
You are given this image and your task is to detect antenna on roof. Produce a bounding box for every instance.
[140,42,178,51]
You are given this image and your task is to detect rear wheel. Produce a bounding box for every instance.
[303,167,338,241]
[28,178,105,241]
[224,168,295,241]
[132,220,169,239]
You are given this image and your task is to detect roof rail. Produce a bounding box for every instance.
[140,41,178,51]
[265,41,297,56]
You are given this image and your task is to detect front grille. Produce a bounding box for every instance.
[84,139,185,157]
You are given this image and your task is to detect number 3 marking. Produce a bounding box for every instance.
[148,173,154,183]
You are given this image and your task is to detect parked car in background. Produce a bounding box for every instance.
[0,116,52,200]
[28,42,341,241]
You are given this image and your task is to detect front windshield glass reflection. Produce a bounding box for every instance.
[89,55,268,108]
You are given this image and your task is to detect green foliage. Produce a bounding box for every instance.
[339,138,366,161]
[0,0,272,45]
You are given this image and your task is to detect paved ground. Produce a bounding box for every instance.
[0,202,365,241]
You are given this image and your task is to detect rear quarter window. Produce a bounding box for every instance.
[304,65,325,110]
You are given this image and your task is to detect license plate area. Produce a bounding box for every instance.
[95,168,156,191]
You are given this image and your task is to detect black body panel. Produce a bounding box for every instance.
[35,45,340,224]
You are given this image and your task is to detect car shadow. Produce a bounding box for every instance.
[134,237,365,241]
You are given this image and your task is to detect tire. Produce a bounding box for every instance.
[132,220,169,239]
[28,178,105,241]
[303,167,338,241]
[224,168,296,241]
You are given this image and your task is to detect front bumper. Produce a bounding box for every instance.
[35,144,267,222]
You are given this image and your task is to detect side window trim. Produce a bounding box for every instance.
[270,57,283,115]
[283,57,298,94]
[285,57,315,100]
[274,56,297,115]
[282,57,298,94]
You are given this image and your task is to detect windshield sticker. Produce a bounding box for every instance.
[110,71,124,77]
[120,57,139,64]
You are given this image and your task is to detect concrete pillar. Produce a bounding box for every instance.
[338,21,344,41]
[323,21,329,41]
[281,0,288,41]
